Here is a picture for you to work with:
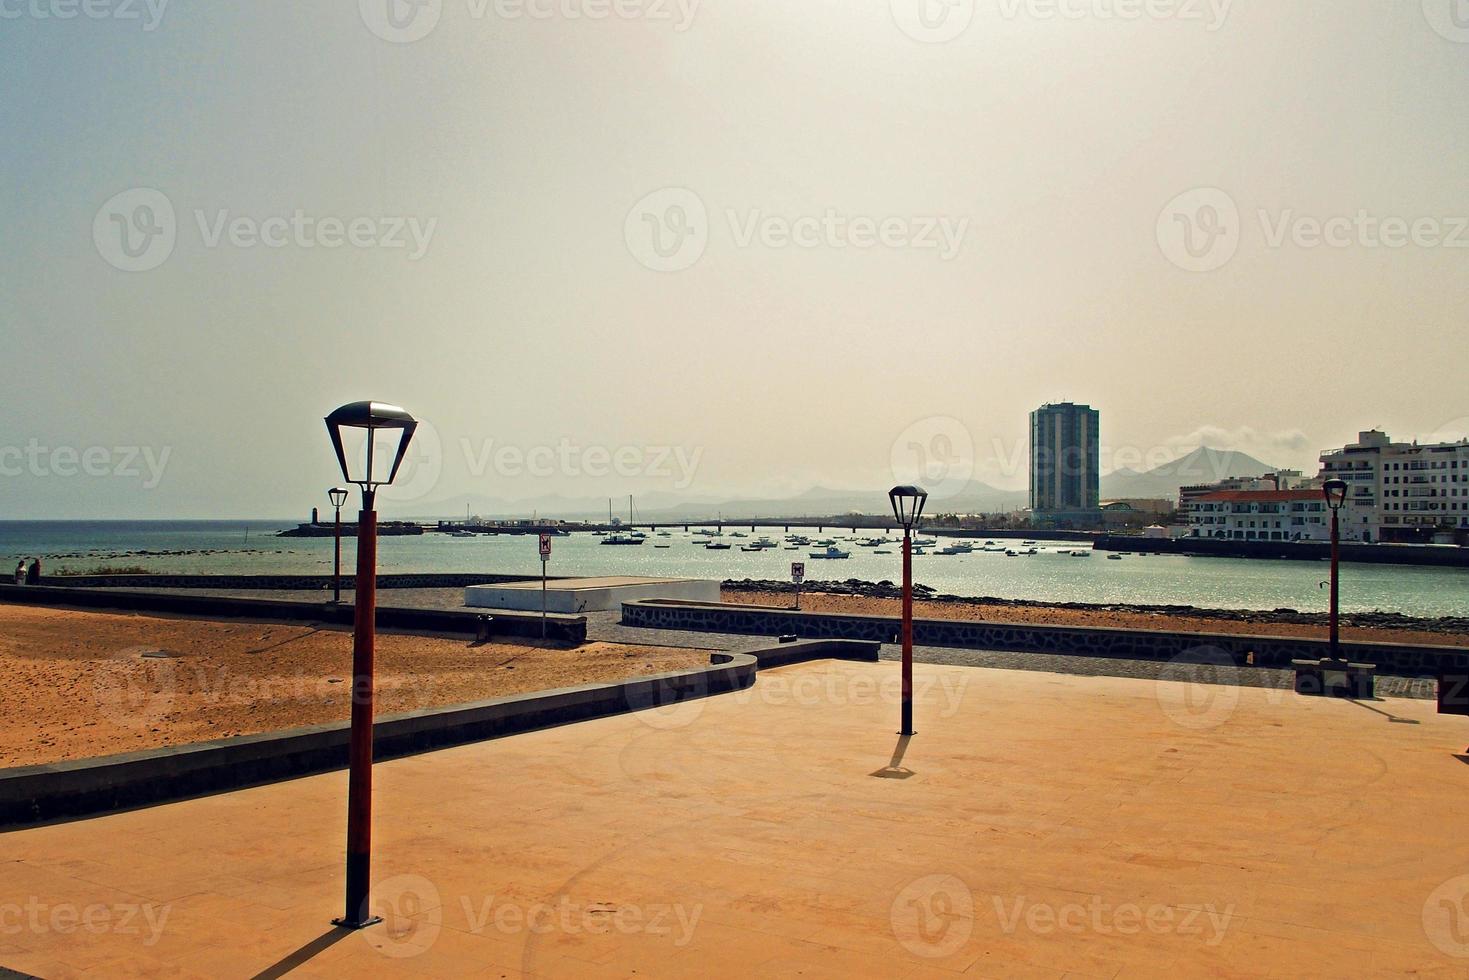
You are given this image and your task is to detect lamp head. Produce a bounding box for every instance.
[324,401,418,492]
[888,485,929,529]
[1323,479,1348,511]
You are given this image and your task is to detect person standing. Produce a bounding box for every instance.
[25,558,41,585]
[13,560,24,585]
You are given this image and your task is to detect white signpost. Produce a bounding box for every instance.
[791,561,805,610]
[539,533,552,638]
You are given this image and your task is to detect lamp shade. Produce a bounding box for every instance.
[328,486,349,509]
[888,485,929,527]
[325,401,419,489]
[1322,479,1348,511]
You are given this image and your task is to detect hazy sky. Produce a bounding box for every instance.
[2,1,1467,518]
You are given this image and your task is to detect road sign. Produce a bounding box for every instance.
[791,562,805,583]
[539,533,552,559]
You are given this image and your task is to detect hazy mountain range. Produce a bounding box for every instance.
[394,446,1279,521]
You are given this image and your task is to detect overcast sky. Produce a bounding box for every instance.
[2,0,1467,518]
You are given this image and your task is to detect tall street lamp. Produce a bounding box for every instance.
[325,401,419,931]
[329,486,348,604]
[1323,478,1348,663]
[889,484,928,737]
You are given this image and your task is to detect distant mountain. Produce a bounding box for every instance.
[1101,447,1278,500]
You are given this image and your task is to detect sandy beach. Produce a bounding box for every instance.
[0,605,708,768]
[723,587,1469,648]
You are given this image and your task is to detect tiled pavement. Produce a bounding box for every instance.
[3,658,1467,977]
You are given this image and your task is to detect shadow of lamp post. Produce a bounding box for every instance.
[328,486,348,604]
[324,401,419,931]
[888,484,928,737]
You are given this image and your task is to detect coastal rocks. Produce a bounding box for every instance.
[719,578,1469,637]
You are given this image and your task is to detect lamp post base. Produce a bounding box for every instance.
[331,915,382,931]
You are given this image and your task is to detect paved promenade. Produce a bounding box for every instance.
[3,659,1467,977]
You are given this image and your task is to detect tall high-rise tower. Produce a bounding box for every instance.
[1029,402,1101,524]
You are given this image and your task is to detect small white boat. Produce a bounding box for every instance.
[705,542,732,551]
[808,545,851,559]
[938,542,975,555]
[1107,553,1124,560]
[1071,550,1091,558]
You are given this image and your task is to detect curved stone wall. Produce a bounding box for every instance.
[621,600,1469,675]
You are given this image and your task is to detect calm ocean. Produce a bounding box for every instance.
[2,520,1468,617]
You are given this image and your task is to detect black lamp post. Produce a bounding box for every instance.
[328,486,348,604]
[889,484,928,737]
[1323,478,1348,663]
[325,401,418,931]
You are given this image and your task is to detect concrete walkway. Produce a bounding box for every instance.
[2,659,1466,977]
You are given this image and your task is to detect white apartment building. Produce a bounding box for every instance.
[1319,430,1469,544]
[1188,489,1331,541]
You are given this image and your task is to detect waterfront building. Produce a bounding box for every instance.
[1319,430,1469,544]
[1178,470,1307,518]
[1029,402,1101,526]
[1188,489,1329,541]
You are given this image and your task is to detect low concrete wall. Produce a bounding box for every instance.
[36,572,536,590]
[0,639,877,829]
[1095,535,1469,567]
[466,578,722,613]
[621,600,1469,676]
[0,584,587,643]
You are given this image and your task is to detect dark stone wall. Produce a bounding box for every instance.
[0,584,587,643]
[621,600,1469,675]
[38,572,535,590]
[1095,536,1469,567]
